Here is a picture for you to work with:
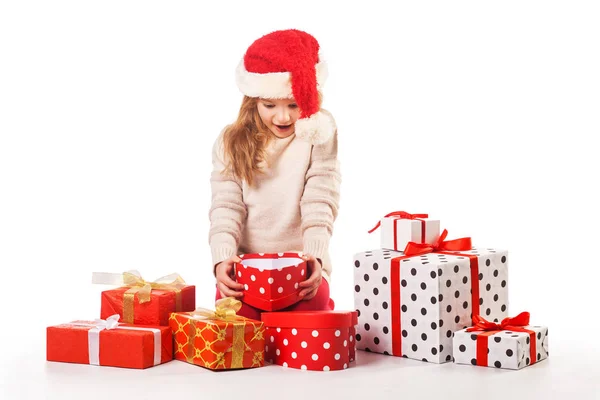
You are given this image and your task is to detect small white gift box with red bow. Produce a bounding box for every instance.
[368,211,440,251]
[453,312,548,370]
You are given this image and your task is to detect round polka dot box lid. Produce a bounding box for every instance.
[261,311,356,329]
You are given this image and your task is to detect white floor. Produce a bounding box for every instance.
[1,330,598,400]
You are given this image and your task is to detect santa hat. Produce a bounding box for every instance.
[235,29,335,145]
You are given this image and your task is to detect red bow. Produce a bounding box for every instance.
[368,211,429,234]
[467,312,531,332]
[467,312,536,367]
[403,229,472,256]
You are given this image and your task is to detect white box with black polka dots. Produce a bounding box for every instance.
[353,248,509,363]
[453,326,548,369]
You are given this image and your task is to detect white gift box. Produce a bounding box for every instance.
[353,247,508,363]
[368,212,440,251]
[380,216,440,251]
[453,322,548,370]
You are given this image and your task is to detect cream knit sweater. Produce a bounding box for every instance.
[209,123,341,281]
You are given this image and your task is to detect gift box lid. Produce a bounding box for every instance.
[351,311,358,325]
[261,311,355,329]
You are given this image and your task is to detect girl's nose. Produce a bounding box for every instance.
[275,107,291,123]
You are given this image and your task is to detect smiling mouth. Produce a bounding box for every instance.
[275,124,292,129]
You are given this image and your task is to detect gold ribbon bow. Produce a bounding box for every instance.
[122,271,187,323]
[189,297,243,322]
[122,271,187,303]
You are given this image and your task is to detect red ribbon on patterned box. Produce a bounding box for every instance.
[368,211,429,251]
[389,229,474,357]
[466,312,536,367]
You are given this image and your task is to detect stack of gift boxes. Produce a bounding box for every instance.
[354,211,549,370]
[46,270,270,370]
[46,255,357,372]
[46,211,548,372]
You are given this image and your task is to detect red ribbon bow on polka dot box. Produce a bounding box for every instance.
[262,310,358,371]
[368,211,440,251]
[453,312,549,370]
[235,253,307,311]
[353,229,509,364]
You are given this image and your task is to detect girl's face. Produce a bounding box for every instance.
[257,98,300,139]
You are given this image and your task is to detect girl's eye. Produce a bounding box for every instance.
[263,103,275,108]
[289,104,298,109]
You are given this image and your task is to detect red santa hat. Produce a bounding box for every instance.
[235,29,335,145]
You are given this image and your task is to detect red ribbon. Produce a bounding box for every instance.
[368,211,430,251]
[466,312,537,367]
[404,229,472,256]
[467,312,531,332]
[390,229,476,357]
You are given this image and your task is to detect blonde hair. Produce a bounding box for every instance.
[222,96,271,187]
[222,93,324,186]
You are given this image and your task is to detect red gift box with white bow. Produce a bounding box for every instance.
[46,314,172,369]
[235,253,307,311]
[262,311,357,371]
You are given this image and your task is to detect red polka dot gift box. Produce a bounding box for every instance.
[235,253,307,311]
[353,230,509,364]
[262,311,357,371]
[453,312,548,370]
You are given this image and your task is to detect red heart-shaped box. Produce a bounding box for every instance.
[235,252,307,311]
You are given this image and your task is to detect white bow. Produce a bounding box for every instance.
[92,314,120,331]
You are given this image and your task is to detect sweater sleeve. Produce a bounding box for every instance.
[300,119,341,261]
[208,132,247,270]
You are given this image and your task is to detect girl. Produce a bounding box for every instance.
[209,29,341,320]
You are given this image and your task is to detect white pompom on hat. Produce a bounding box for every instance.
[235,29,335,145]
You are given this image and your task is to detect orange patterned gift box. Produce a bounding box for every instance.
[94,271,196,326]
[169,298,265,370]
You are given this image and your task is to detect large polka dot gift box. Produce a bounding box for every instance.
[262,311,356,371]
[235,253,307,311]
[453,312,548,370]
[353,235,508,363]
[368,211,440,252]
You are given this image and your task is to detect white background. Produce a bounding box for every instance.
[1,1,599,399]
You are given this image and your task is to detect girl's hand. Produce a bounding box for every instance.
[298,254,322,300]
[215,255,245,298]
